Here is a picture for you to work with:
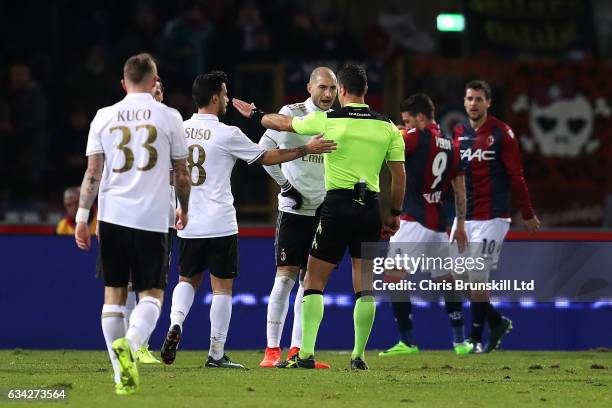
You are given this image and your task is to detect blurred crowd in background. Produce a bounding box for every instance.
[1,0,611,228]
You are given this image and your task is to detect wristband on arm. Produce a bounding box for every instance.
[75,208,90,224]
[250,108,266,123]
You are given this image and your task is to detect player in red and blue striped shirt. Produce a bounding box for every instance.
[380,94,471,356]
[452,80,540,353]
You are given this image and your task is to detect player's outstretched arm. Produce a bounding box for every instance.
[451,174,468,253]
[172,158,191,229]
[75,153,104,250]
[257,135,336,165]
[232,98,294,132]
[383,161,406,237]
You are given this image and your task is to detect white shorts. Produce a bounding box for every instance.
[387,220,450,279]
[450,218,510,283]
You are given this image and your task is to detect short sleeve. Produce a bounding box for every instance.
[229,128,266,164]
[291,111,326,135]
[169,111,188,160]
[85,110,104,156]
[385,123,405,162]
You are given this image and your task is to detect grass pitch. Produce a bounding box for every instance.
[1,349,611,407]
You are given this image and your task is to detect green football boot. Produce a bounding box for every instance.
[378,341,419,356]
[112,338,139,393]
[453,340,475,355]
[136,345,161,364]
[114,382,137,396]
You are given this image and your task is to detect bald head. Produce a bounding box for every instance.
[309,67,336,84]
[307,67,337,111]
[63,187,80,219]
[64,187,80,200]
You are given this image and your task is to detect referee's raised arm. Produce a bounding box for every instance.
[232,98,295,132]
[236,63,406,370]
[233,98,327,135]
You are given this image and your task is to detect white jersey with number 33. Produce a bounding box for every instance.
[85,93,188,233]
[178,113,265,239]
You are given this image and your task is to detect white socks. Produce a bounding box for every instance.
[290,280,304,349]
[209,294,232,360]
[170,282,195,330]
[101,304,125,384]
[126,296,161,353]
[123,291,137,331]
[266,275,295,348]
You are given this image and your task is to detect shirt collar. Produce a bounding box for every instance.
[191,113,219,121]
[344,103,369,108]
[305,97,330,112]
[124,92,155,100]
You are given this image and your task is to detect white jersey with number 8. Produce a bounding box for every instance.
[178,113,265,239]
[85,93,188,233]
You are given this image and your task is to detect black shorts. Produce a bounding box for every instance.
[309,190,381,264]
[179,234,239,279]
[96,227,176,280]
[275,211,319,269]
[98,221,169,292]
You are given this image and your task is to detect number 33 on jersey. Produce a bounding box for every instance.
[85,93,188,233]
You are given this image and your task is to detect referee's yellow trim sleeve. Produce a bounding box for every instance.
[291,111,326,135]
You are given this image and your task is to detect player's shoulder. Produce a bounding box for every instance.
[402,127,419,137]
[90,105,115,128]
[156,103,183,122]
[488,116,515,138]
[435,126,452,140]
[283,102,309,117]
[94,105,115,119]
[189,117,240,136]
[223,123,248,138]
[369,108,392,123]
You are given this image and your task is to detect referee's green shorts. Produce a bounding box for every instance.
[309,189,381,264]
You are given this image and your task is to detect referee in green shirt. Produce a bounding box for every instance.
[233,63,406,370]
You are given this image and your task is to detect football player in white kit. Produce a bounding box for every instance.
[74,53,191,395]
[257,67,337,368]
[121,78,168,365]
[160,71,336,369]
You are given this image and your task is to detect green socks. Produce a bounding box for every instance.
[299,291,376,360]
[299,292,324,359]
[352,295,376,359]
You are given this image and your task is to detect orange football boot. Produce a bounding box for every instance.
[259,347,282,368]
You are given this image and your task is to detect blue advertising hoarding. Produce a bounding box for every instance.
[1,236,612,351]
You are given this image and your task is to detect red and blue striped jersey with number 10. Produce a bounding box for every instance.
[400,123,462,232]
